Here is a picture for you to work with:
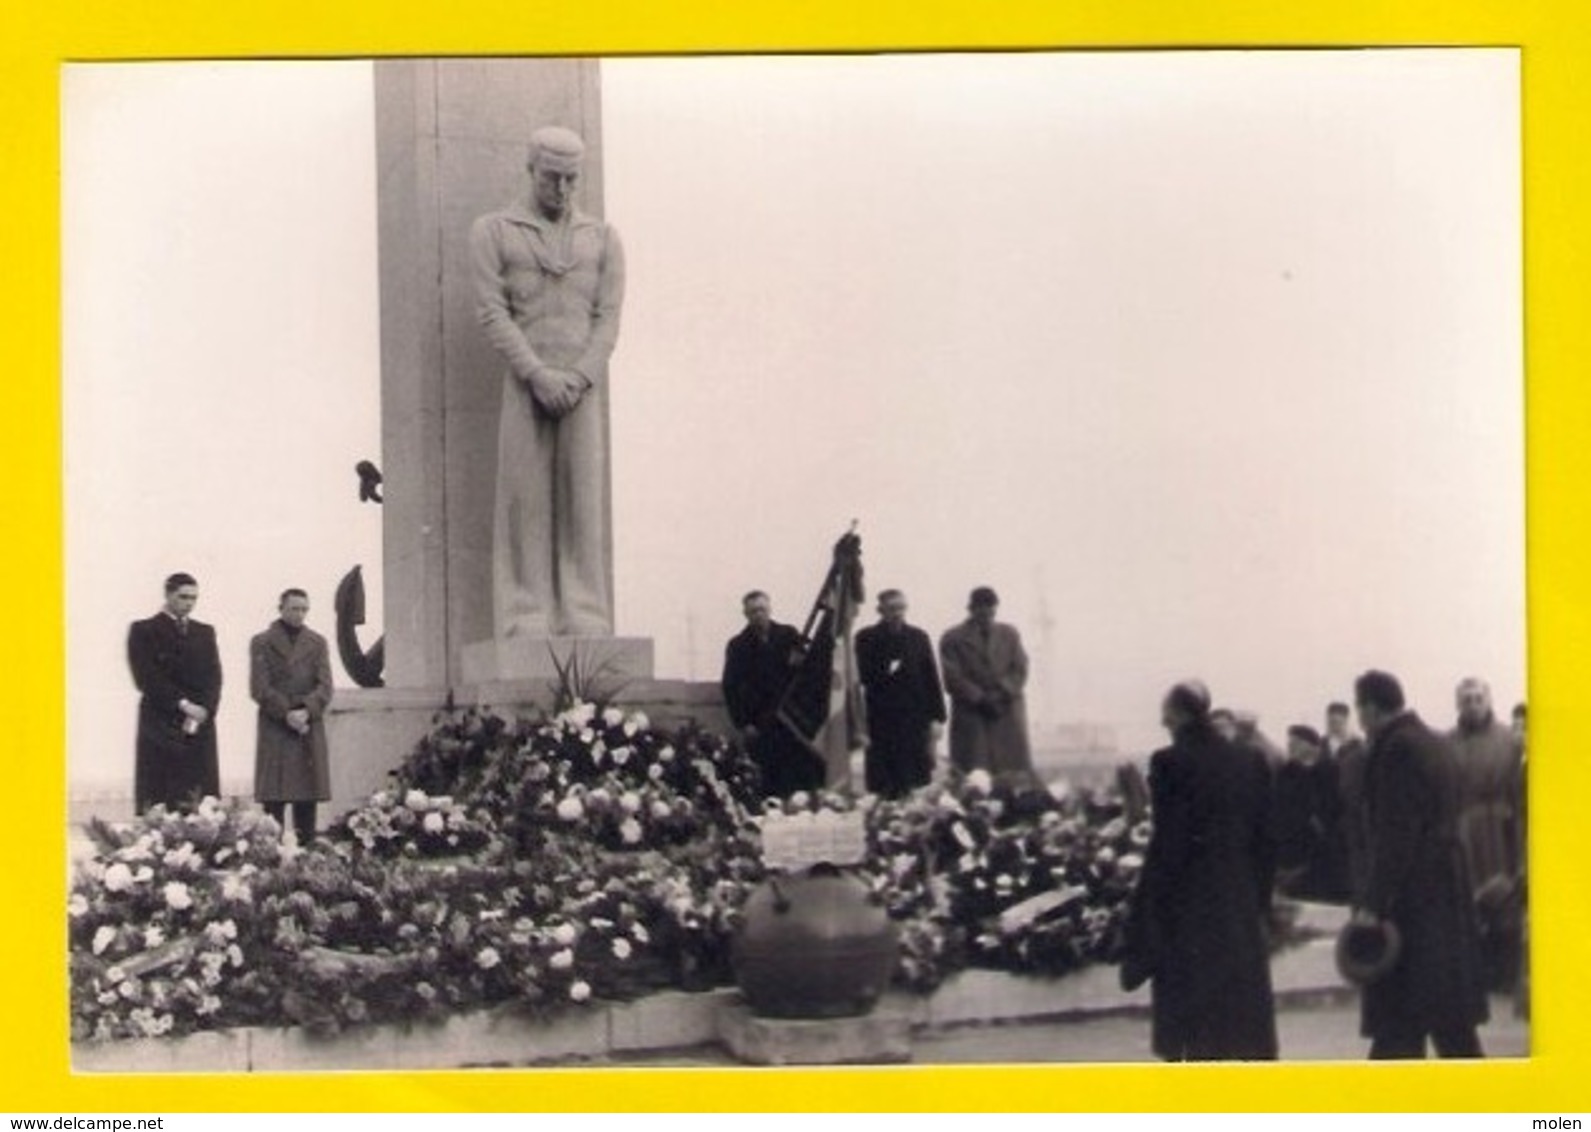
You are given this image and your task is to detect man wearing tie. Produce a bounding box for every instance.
[127,572,223,813]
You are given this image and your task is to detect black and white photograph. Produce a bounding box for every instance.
[63,50,1525,1071]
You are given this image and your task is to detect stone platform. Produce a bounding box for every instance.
[715,1003,913,1066]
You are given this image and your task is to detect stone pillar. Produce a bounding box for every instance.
[374,58,606,688]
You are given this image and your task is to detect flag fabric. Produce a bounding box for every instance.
[777,527,869,790]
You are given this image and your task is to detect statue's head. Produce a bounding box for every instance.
[527,126,586,221]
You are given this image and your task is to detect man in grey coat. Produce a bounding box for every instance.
[938,586,1037,788]
[251,588,334,844]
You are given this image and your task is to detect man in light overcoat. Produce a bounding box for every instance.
[938,586,1036,787]
[251,588,334,844]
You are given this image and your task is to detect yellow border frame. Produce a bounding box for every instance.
[7,0,1585,1112]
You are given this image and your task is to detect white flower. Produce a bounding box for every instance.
[132,866,154,884]
[404,789,429,811]
[649,799,671,820]
[625,711,649,735]
[102,863,135,893]
[647,763,665,782]
[369,790,392,809]
[611,747,632,767]
[161,842,200,869]
[549,948,574,970]
[1118,853,1144,871]
[551,922,578,947]
[587,787,612,809]
[203,920,237,945]
[91,926,117,955]
[119,979,139,1000]
[476,947,501,970]
[619,818,644,845]
[196,995,222,1017]
[964,769,994,796]
[788,791,811,811]
[163,882,193,911]
[631,923,650,944]
[611,937,632,960]
[431,795,454,809]
[106,965,126,984]
[96,990,118,1007]
[658,745,675,763]
[221,874,252,903]
[580,729,597,746]
[226,943,244,968]
[143,926,166,949]
[619,790,642,813]
[569,980,592,1003]
[68,893,90,918]
[555,796,584,822]
[602,707,625,729]
[422,811,446,835]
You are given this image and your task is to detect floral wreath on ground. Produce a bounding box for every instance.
[70,703,1188,1042]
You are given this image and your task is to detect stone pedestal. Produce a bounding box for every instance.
[458,635,654,687]
[715,1001,913,1066]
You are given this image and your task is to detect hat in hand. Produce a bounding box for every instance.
[1335,918,1403,986]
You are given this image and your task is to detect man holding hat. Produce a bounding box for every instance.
[471,125,626,638]
[938,586,1036,788]
[1350,669,1489,1058]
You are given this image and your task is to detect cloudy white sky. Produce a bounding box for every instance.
[63,50,1522,793]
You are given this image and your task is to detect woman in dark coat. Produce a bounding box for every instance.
[1125,680,1279,1061]
[1352,670,1489,1058]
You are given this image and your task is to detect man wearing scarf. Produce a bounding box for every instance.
[471,126,626,638]
[250,588,334,845]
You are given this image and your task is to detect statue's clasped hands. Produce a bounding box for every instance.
[528,366,591,418]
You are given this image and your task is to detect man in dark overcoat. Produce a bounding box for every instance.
[250,588,334,843]
[854,589,946,798]
[938,586,1037,789]
[1352,669,1489,1058]
[722,591,818,799]
[127,572,223,814]
[1124,680,1279,1061]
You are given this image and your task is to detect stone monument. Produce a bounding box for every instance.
[323,59,724,814]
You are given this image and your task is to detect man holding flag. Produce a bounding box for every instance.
[776,526,870,793]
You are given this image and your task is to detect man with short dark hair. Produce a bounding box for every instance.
[127,572,223,813]
[939,586,1036,789]
[1351,669,1489,1059]
[854,589,946,798]
[251,588,334,844]
[1273,724,1349,902]
[722,591,815,799]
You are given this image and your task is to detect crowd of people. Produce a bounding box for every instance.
[724,585,1527,1063]
[126,570,1527,1062]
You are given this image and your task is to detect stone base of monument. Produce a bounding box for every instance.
[458,635,655,687]
[714,1001,913,1066]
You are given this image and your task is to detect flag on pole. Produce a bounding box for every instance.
[777,525,869,790]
